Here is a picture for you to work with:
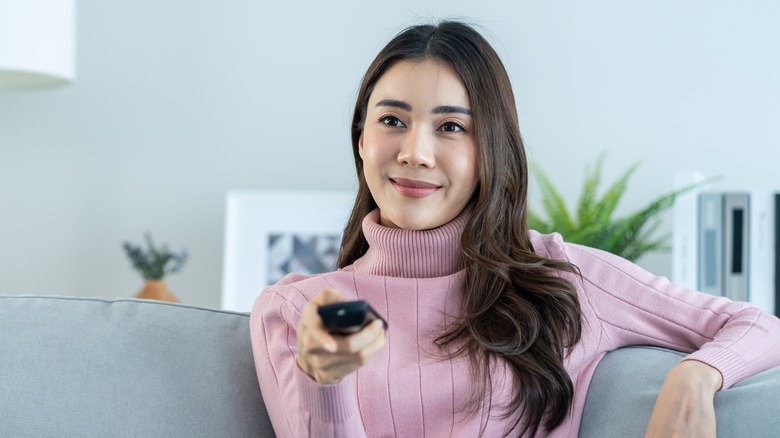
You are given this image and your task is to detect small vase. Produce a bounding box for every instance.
[135,280,179,303]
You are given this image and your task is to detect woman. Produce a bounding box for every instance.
[250,21,780,437]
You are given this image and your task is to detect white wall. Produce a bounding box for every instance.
[1,0,778,308]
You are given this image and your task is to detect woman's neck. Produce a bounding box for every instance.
[350,209,468,278]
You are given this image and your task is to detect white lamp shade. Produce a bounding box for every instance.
[0,0,75,88]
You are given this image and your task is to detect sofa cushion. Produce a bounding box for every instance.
[0,295,274,437]
[579,345,780,437]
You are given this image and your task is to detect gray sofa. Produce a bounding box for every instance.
[2,295,779,437]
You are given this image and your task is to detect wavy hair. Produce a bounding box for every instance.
[338,21,582,436]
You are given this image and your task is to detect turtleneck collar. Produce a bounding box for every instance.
[349,208,469,278]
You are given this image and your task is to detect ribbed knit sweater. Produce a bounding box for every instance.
[250,209,780,437]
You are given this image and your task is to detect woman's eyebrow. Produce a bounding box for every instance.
[375,100,472,116]
[432,105,472,116]
[375,99,412,111]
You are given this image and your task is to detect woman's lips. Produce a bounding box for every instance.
[390,177,440,198]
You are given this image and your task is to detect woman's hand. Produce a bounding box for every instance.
[296,289,386,384]
[644,360,722,438]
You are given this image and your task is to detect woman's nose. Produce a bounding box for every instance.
[397,128,435,168]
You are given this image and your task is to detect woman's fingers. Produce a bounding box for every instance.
[300,289,343,352]
[309,324,387,381]
[334,318,386,353]
[296,290,387,384]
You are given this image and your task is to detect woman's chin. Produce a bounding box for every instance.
[379,210,449,231]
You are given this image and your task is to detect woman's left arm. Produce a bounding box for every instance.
[545,236,780,434]
[559,241,780,386]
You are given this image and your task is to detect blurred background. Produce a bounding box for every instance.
[1,0,778,308]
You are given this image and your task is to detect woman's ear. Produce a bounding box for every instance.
[358,134,365,158]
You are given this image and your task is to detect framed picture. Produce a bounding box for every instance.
[221,190,355,312]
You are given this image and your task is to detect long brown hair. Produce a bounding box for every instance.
[338,21,582,436]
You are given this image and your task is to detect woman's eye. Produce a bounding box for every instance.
[439,121,465,133]
[379,116,404,128]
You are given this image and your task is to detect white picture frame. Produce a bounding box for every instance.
[221,190,356,312]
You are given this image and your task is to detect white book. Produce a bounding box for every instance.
[748,190,776,314]
[775,193,780,316]
[698,192,724,296]
[723,193,750,302]
[672,171,706,290]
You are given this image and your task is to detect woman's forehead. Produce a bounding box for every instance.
[368,59,471,110]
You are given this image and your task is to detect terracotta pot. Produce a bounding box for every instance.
[135,280,179,303]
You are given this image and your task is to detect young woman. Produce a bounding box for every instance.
[250,21,780,437]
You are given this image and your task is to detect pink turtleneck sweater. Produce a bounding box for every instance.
[250,210,780,437]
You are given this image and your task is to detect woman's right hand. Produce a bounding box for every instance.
[296,289,386,384]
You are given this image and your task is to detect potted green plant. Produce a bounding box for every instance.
[123,233,188,302]
[528,154,712,262]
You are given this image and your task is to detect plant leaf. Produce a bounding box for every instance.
[592,161,641,228]
[575,152,605,228]
[527,154,719,261]
[530,162,574,234]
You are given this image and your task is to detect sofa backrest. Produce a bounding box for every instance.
[4,295,779,437]
[0,295,274,437]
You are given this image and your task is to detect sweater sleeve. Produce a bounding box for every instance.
[249,285,367,438]
[545,235,780,390]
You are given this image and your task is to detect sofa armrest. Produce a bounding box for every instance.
[580,346,780,437]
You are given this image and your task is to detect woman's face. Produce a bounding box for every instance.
[359,59,478,230]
